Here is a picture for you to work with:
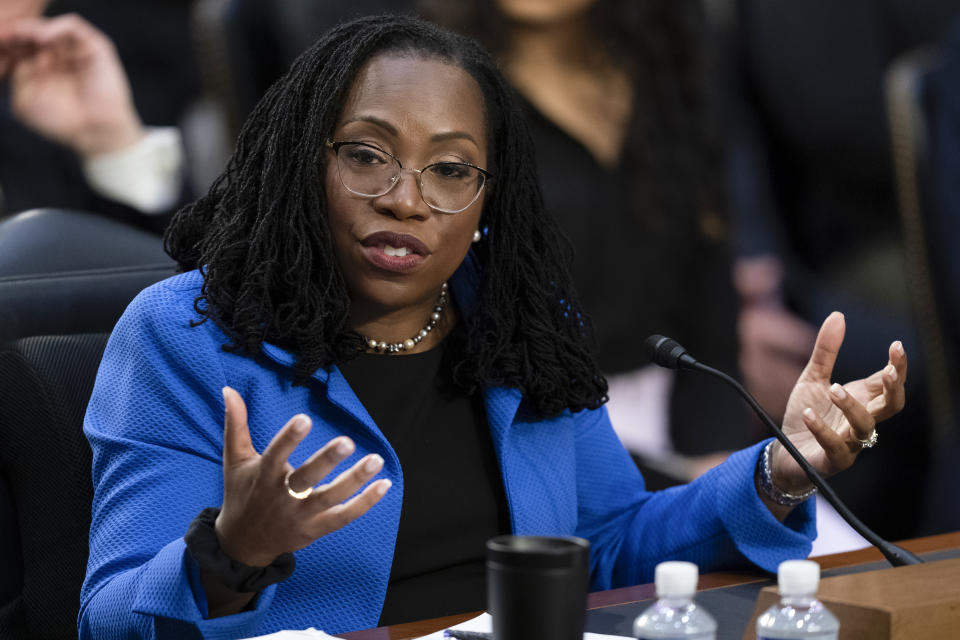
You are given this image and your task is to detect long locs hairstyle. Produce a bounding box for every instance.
[164,14,607,417]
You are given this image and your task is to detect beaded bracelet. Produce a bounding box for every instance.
[185,507,295,593]
[757,441,817,507]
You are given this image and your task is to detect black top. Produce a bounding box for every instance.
[338,343,511,626]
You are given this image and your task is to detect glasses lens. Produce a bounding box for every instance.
[421,163,485,213]
[336,143,399,197]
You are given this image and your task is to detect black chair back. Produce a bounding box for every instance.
[0,334,110,640]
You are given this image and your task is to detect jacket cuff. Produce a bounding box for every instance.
[131,537,278,638]
[715,439,816,572]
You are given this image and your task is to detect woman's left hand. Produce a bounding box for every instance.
[768,311,907,499]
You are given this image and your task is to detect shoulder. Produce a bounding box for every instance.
[112,269,224,356]
[126,269,204,317]
[121,270,206,329]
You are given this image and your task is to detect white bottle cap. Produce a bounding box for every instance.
[777,560,820,596]
[654,561,699,598]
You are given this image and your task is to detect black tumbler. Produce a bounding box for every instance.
[486,535,590,640]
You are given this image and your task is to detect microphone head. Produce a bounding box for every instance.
[644,334,692,370]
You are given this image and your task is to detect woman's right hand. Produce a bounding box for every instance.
[214,386,391,568]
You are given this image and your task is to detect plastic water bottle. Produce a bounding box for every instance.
[756,560,839,639]
[632,561,717,639]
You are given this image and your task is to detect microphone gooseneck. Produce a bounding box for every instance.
[643,334,922,567]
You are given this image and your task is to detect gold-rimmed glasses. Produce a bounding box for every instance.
[326,140,492,214]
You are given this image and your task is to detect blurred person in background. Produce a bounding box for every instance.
[422,0,750,485]
[0,0,198,233]
[722,0,960,540]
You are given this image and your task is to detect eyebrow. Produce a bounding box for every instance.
[343,115,480,146]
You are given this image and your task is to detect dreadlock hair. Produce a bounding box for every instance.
[164,13,607,418]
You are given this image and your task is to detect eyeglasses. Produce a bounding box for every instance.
[326,140,492,214]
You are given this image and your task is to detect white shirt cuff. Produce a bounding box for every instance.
[82,127,185,215]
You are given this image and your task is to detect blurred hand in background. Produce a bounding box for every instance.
[0,12,144,158]
[735,254,818,423]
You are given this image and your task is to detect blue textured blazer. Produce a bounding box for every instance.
[80,261,815,639]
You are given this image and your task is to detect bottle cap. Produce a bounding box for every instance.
[777,560,820,596]
[654,561,698,598]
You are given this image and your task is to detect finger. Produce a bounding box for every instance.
[310,454,385,509]
[801,407,848,466]
[889,340,908,386]
[860,367,886,396]
[799,311,846,383]
[260,413,313,474]
[0,19,47,43]
[285,436,356,492]
[310,478,392,536]
[222,386,256,465]
[829,383,876,441]
[20,14,108,51]
[868,363,906,421]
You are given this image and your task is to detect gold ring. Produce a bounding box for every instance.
[856,430,878,449]
[284,470,313,500]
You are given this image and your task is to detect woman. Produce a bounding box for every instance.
[421,0,751,475]
[80,14,905,639]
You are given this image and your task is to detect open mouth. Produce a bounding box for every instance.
[359,231,430,273]
[360,231,430,256]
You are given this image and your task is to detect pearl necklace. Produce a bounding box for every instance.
[363,283,449,354]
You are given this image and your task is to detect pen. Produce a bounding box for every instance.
[443,630,493,640]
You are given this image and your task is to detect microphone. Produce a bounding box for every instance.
[643,334,922,567]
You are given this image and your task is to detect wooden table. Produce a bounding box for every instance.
[339,531,960,640]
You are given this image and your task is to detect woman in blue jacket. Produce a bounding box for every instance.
[80,14,906,639]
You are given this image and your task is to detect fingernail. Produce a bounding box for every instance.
[365,454,384,473]
[292,415,310,434]
[376,479,392,495]
[885,364,898,381]
[895,341,905,356]
[830,383,846,400]
[803,407,816,421]
[335,438,353,456]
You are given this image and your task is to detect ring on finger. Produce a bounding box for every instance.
[855,429,878,449]
[284,470,313,500]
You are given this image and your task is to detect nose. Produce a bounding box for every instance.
[372,169,431,221]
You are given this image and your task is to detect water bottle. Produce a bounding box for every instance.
[756,560,839,639]
[632,561,717,639]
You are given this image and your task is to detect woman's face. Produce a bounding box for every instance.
[495,0,596,25]
[325,52,488,318]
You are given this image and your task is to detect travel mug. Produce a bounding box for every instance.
[486,535,590,640]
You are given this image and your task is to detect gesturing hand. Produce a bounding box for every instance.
[0,14,144,156]
[770,312,907,495]
[214,387,391,568]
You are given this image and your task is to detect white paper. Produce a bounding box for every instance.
[416,612,632,640]
[240,612,632,640]
[239,628,339,640]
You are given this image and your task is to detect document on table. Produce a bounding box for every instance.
[415,612,631,640]
[240,613,632,640]
[239,629,337,640]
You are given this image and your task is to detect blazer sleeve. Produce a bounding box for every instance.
[79,279,279,640]
[573,406,815,590]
